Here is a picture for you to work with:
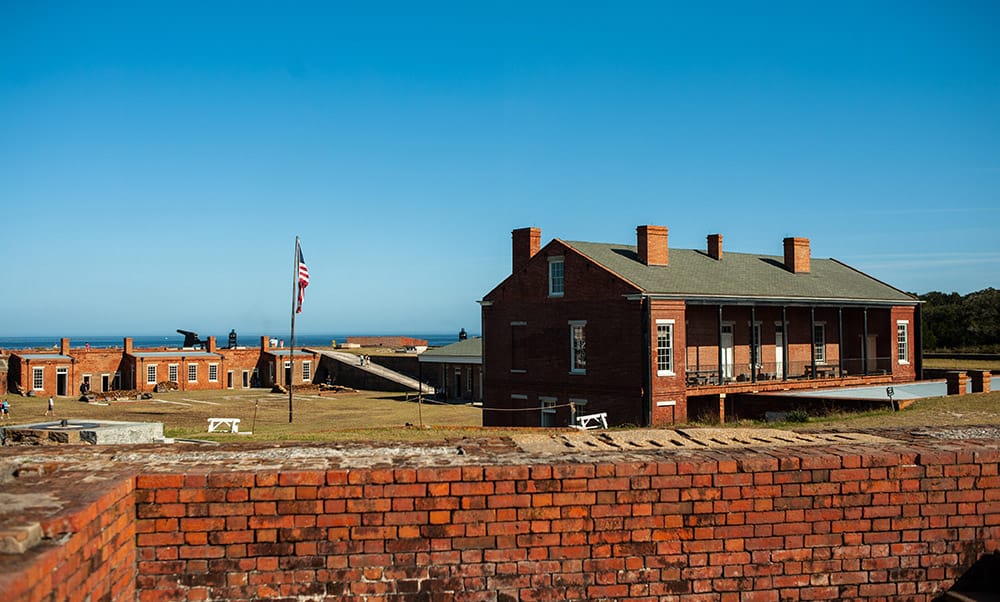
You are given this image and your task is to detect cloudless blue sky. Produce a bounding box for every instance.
[3,1,998,337]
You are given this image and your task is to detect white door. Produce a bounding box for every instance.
[721,324,734,380]
[775,324,784,376]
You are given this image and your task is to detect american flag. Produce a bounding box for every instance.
[296,245,310,313]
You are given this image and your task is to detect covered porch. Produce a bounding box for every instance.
[682,302,917,390]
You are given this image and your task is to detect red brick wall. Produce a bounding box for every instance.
[124,442,1000,601]
[0,476,136,602]
[483,241,646,427]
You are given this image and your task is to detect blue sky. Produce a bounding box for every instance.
[2,1,997,337]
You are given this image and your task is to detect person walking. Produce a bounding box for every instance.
[45,396,54,417]
[1,399,9,422]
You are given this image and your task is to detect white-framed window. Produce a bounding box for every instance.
[569,320,586,374]
[540,396,558,427]
[188,363,198,383]
[32,367,44,390]
[897,320,909,364]
[548,256,565,297]
[208,363,219,382]
[302,360,311,382]
[168,364,179,383]
[813,323,826,364]
[656,319,675,376]
[147,364,157,385]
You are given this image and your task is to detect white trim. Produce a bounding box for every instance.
[208,363,219,383]
[187,363,198,383]
[147,364,158,385]
[420,355,482,365]
[655,319,675,376]
[896,320,910,365]
[548,256,565,297]
[569,398,588,407]
[657,400,677,407]
[32,366,44,390]
[168,363,179,383]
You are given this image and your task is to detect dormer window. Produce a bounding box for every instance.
[548,257,564,297]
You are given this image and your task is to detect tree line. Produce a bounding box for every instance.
[920,288,1000,352]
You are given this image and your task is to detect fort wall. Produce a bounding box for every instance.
[2,436,999,601]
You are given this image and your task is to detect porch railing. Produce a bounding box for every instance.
[685,357,893,387]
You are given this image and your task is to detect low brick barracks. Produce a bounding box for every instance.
[5,336,318,397]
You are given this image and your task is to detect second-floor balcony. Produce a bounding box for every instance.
[685,357,894,388]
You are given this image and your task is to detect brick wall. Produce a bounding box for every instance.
[4,439,999,602]
[126,442,1000,601]
[0,474,136,602]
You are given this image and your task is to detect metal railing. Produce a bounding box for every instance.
[685,357,893,387]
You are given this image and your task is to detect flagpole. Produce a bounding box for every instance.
[289,236,299,423]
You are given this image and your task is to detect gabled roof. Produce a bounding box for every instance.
[419,337,482,364]
[564,241,917,305]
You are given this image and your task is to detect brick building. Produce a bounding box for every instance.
[6,336,319,396]
[481,226,920,427]
[418,337,482,402]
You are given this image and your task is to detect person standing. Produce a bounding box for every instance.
[1,399,9,421]
[46,396,54,416]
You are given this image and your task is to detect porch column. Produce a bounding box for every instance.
[862,307,869,376]
[838,307,845,378]
[750,305,757,384]
[809,307,816,379]
[717,305,724,385]
[781,306,788,381]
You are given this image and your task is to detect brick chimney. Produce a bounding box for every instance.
[783,237,811,273]
[206,336,217,353]
[637,225,668,266]
[260,336,270,352]
[512,227,541,272]
[124,337,133,354]
[707,234,723,260]
[60,338,70,355]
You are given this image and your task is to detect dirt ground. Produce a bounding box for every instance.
[1,387,997,442]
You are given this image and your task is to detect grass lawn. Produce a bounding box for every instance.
[922,358,1000,371]
[3,387,998,442]
[1,388,501,442]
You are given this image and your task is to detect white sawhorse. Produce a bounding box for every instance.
[208,418,241,433]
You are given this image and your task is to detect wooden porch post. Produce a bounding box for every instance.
[862,307,869,376]
[809,307,816,379]
[717,305,724,385]
[718,393,726,424]
[782,306,788,381]
[750,305,757,384]
[838,307,845,378]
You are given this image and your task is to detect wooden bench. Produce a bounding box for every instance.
[574,412,608,430]
[208,418,240,433]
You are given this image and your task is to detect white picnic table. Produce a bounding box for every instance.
[208,418,241,433]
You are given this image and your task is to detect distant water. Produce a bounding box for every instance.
[0,333,473,351]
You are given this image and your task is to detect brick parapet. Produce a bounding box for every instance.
[2,436,999,601]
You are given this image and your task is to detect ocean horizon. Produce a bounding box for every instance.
[0,332,474,351]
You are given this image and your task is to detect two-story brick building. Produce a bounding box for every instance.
[481,226,921,427]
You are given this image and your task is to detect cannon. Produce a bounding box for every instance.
[177,329,204,348]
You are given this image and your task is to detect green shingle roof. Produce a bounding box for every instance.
[420,337,482,361]
[564,241,916,305]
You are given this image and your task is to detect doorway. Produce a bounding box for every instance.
[721,324,734,381]
[57,368,68,396]
[774,323,784,377]
[865,335,878,373]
